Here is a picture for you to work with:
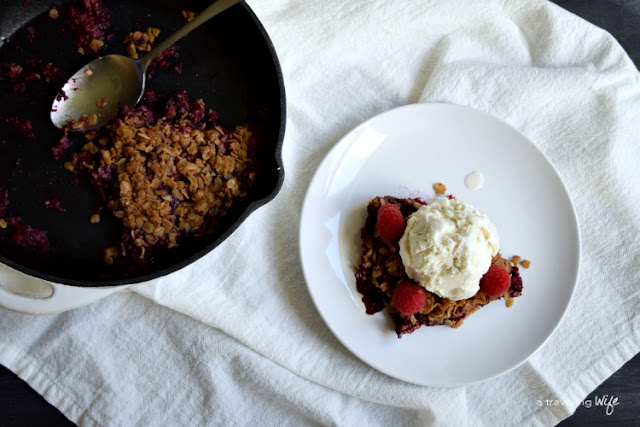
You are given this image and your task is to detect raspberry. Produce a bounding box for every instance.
[376,203,406,240]
[479,264,511,297]
[392,280,426,315]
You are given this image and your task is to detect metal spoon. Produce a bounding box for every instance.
[51,0,243,131]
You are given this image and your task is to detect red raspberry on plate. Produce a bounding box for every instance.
[376,203,406,240]
[392,280,426,315]
[479,264,511,297]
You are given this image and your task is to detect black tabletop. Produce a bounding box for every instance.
[2,0,640,425]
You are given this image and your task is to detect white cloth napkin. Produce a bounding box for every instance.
[2,0,640,425]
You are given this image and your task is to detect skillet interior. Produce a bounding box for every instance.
[0,0,285,286]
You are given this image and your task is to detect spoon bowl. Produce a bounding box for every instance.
[51,55,144,130]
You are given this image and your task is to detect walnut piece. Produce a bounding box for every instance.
[90,39,104,51]
[103,246,120,265]
[124,28,161,59]
[182,10,196,21]
[433,182,446,195]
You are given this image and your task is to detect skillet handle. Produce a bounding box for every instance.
[0,263,128,315]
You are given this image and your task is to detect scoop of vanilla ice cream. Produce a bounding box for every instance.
[398,197,499,301]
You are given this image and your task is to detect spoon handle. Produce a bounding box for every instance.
[142,0,244,68]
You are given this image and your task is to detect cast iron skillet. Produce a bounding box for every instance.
[0,0,285,286]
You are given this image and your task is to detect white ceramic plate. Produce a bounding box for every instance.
[299,103,580,387]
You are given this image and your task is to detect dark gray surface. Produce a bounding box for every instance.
[1,0,640,426]
[552,0,640,68]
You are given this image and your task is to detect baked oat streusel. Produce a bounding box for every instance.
[124,27,161,59]
[68,91,258,266]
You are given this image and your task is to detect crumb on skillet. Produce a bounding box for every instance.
[182,10,196,22]
[52,132,73,160]
[61,0,111,55]
[0,188,49,253]
[44,199,65,212]
[0,115,35,139]
[150,45,182,76]
[124,27,160,59]
[0,60,65,94]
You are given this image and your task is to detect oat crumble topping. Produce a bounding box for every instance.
[124,28,161,59]
[69,91,258,264]
[89,38,104,51]
[182,10,196,22]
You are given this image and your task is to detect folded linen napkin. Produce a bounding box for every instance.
[1,0,640,425]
